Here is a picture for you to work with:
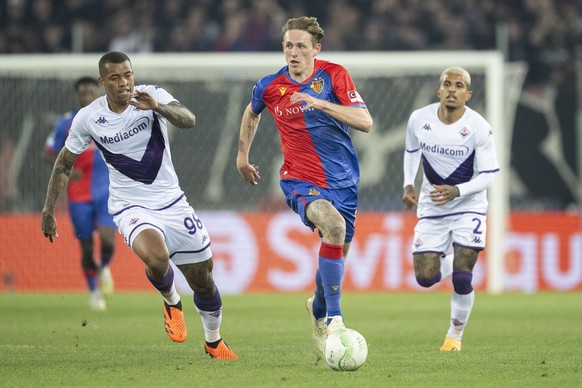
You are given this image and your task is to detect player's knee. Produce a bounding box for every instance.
[190,273,215,296]
[452,271,474,294]
[323,221,346,242]
[416,272,442,288]
[179,261,215,295]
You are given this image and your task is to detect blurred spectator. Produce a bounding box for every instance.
[41,24,69,52]
[160,5,220,52]
[243,0,286,51]
[107,7,153,53]
[322,1,363,51]
[212,0,248,51]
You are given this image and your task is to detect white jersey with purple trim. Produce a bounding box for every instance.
[65,84,184,215]
[405,103,499,219]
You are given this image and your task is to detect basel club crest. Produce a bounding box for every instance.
[310,78,324,94]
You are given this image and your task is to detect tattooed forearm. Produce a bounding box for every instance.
[43,149,77,213]
[154,102,196,128]
[240,123,257,151]
[237,111,260,154]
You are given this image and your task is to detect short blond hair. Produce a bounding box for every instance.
[440,67,471,88]
[282,16,324,46]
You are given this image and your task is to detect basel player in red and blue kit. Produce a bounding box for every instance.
[236,17,373,358]
[43,77,116,311]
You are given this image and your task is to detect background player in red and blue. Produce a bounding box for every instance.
[43,76,115,311]
[236,16,373,359]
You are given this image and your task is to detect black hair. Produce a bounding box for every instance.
[98,51,131,76]
[74,76,99,91]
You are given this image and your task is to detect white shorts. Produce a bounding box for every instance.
[412,213,487,254]
[114,197,212,265]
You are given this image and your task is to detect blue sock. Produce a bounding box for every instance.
[312,269,326,319]
[318,242,344,324]
[101,247,113,268]
[84,269,98,292]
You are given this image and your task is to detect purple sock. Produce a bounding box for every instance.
[416,272,442,288]
[194,289,222,312]
[452,271,474,294]
[146,266,174,292]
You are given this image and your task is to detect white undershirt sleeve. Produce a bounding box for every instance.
[456,170,497,197]
[403,149,421,188]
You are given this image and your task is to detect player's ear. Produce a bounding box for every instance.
[436,87,441,99]
[465,90,473,102]
[313,43,322,57]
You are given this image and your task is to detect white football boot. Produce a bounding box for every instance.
[306,296,327,356]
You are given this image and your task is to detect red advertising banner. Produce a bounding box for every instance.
[0,212,579,293]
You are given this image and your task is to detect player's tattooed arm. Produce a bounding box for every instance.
[241,112,260,146]
[129,91,194,128]
[43,148,76,213]
[236,104,261,185]
[154,102,196,128]
[42,148,78,242]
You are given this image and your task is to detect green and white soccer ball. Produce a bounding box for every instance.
[324,328,368,371]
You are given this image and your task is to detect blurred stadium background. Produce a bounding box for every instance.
[0,0,580,294]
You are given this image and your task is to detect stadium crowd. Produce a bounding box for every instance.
[0,1,579,55]
[0,0,580,210]
[1,0,581,83]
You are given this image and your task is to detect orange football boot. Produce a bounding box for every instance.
[204,339,238,360]
[440,336,462,351]
[164,301,187,343]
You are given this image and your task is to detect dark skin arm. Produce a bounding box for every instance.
[43,150,82,180]
[41,147,78,242]
[403,184,460,209]
[429,184,460,206]
[128,90,196,128]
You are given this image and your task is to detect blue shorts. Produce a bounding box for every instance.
[280,179,358,243]
[68,196,115,240]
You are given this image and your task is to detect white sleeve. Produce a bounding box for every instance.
[403,116,421,188]
[403,149,421,188]
[64,111,91,155]
[142,85,177,105]
[474,120,499,172]
[456,170,497,196]
[456,119,500,196]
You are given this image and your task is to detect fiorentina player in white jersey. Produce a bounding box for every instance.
[41,51,237,360]
[402,67,499,352]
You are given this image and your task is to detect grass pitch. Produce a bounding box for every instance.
[0,292,580,387]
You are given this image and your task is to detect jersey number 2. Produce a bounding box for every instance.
[472,218,483,235]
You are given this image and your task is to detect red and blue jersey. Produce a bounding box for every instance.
[251,59,367,189]
[44,108,110,202]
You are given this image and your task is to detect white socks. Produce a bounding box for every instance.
[446,291,475,340]
[196,306,222,343]
[160,284,181,306]
[440,254,454,280]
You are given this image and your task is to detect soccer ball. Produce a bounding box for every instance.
[324,328,368,371]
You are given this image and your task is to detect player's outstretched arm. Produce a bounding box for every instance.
[289,92,373,133]
[236,104,261,185]
[41,147,78,242]
[129,91,195,128]
[154,102,196,129]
